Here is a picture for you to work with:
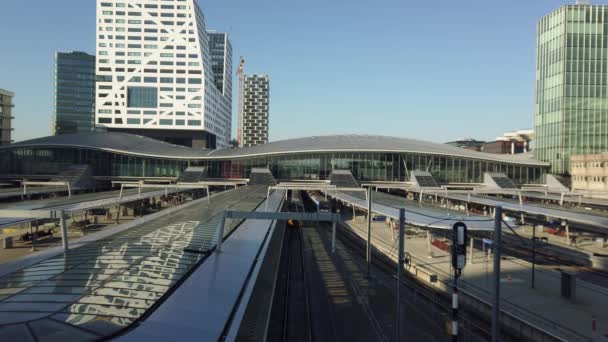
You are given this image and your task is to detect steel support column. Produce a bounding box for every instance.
[332,221,337,254]
[491,206,503,342]
[60,210,69,252]
[396,208,405,342]
[367,186,372,276]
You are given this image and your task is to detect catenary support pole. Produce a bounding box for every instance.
[452,274,459,342]
[331,220,337,254]
[491,206,503,342]
[367,186,372,276]
[396,208,405,342]
[532,225,536,289]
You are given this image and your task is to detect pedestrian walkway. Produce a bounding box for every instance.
[510,225,608,258]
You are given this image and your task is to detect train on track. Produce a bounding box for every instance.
[302,191,332,213]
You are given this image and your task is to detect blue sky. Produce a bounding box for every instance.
[0,0,581,143]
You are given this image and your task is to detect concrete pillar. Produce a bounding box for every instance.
[427,231,433,258]
[60,210,68,252]
[30,222,36,252]
[469,237,474,265]
[115,205,121,224]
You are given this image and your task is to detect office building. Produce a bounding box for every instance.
[0,89,14,146]
[242,74,269,147]
[95,0,232,148]
[208,31,232,100]
[54,51,96,135]
[570,152,608,192]
[481,129,535,155]
[535,4,608,174]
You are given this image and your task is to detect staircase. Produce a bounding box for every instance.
[177,167,206,183]
[546,174,570,192]
[51,164,95,190]
[249,168,277,186]
[329,170,359,188]
[484,172,517,189]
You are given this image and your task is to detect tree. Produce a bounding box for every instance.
[229,139,240,149]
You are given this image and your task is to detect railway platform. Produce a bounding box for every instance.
[344,214,608,341]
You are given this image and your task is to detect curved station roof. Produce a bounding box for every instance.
[3,132,548,166]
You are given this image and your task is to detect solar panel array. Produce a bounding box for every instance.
[415,175,439,188]
[177,171,205,183]
[51,165,95,190]
[491,175,517,189]
[0,186,268,341]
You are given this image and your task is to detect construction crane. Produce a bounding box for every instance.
[237,56,245,147]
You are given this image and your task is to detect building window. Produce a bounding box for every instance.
[127,86,158,108]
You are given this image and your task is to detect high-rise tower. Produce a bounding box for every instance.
[535,4,608,174]
[95,0,231,148]
[242,74,269,147]
[54,51,96,135]
[0,88,14,146]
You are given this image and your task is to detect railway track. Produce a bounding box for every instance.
[328,221,496,342]
[267,196,313,342]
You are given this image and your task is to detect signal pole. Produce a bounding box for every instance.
[451,222,468,341]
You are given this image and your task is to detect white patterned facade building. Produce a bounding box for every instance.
[242,74,269,147]
[95,0,231,148]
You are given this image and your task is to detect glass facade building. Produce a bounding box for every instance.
[0,147,548,184]
[535,4,608,175]
[208,31,232,99]
[0,133,548,184]
[54,52,96,135]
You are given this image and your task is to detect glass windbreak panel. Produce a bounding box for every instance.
[127,86,158,108]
